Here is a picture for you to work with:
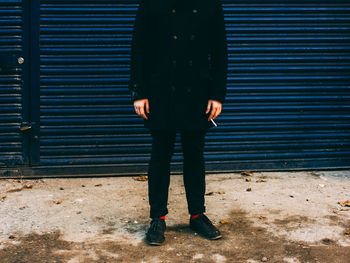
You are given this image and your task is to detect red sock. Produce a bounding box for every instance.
[190,213,201,219]
[159,215,166,220]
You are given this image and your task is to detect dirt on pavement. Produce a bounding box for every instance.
[0,170,349,263]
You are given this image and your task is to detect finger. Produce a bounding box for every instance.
[208,106,218,120]
[145,100,149,114]
[139,106,148,120]
[213,106,221,119]
[206,100,212,114]
[135,107,140,116]
[214,104,222,117]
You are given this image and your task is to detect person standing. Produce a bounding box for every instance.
[128,0,228,245]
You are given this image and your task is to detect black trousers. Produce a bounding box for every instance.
[147,129,207,218]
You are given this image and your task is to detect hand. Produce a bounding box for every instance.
[133,98,149,120]
[206,99,222,121]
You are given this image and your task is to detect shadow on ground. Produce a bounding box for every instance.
[1,208,349,263]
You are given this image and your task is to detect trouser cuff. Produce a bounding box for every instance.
[188,205,206,215]
[150,207,169,219]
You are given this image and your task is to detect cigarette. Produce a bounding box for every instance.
[210,118,217,127]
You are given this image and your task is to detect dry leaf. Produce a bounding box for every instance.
[338,200,350,207]
[133,176,148,181]
[256,179,267,183]
[241,171,254,177]
[310,171,321,177]
[219,219,229,224]
[7,187,23,193]
[205,191,225,196]
[344,228,350,236]
[6,183,33,193]
[53,199,63,204]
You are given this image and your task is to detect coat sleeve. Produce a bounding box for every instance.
[208,0,228,104]
[128,0,150,102]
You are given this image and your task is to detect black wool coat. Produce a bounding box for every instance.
[128,0,228,131]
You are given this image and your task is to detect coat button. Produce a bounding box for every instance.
[173,35,178,40]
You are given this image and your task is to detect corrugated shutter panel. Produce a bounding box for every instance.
[39,0,150,168]
[211,0,350,170]
[0,0,24,166]
[38,0,350,173]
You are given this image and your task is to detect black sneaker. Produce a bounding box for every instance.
[145,218,166,245]
[189,214,222,240]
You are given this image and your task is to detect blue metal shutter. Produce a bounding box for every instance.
[38,0,150,171]
[0,0,27,167]
[35,0,349,175]
[211,0,350,170]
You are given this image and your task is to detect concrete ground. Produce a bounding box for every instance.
[0,170,349,263]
